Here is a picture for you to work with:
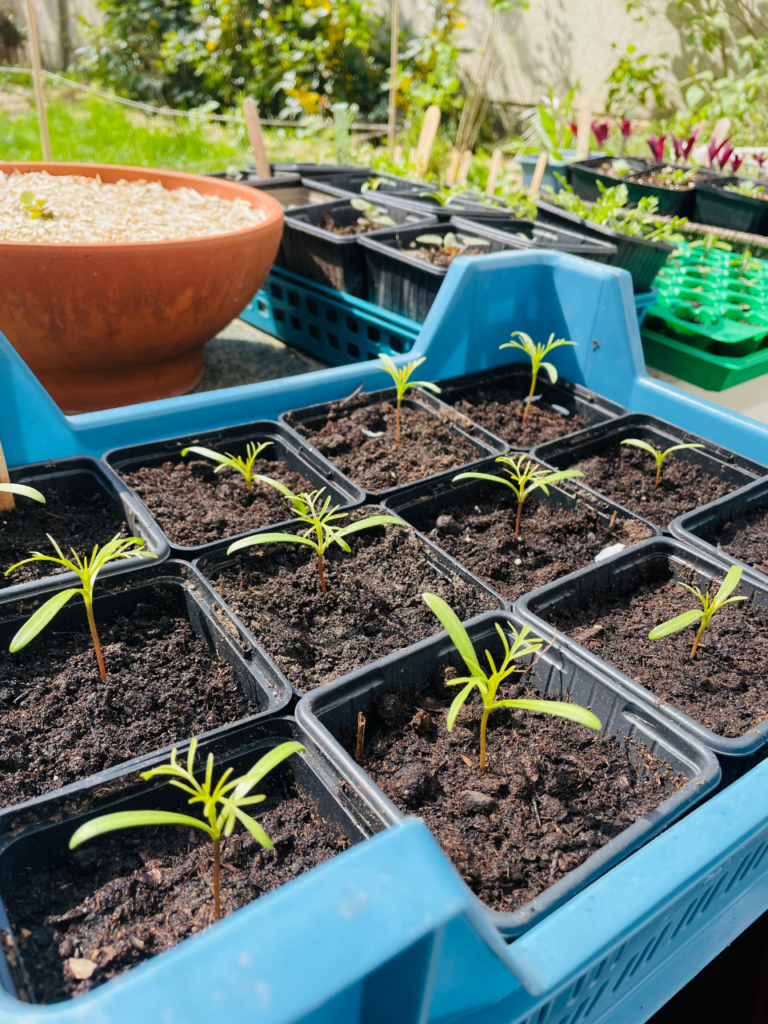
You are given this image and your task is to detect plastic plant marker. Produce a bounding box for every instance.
[620,438,706,487]
[422,593,600,769]
[500,332,577,424]
[69,737,305,921]
[648,564,748,660]
[378,354,441,444]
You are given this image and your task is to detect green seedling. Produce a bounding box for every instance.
[620,438,705,488]
[453,455,584,541]
[655,167,698,187]
[379,353,441,444]
[69,737,305,922]
[181,440,292,494]
[648,564,747,660]
[415,231,490,256]
[422,593,601,770]
[19,191,53,220]
[227,488,402,595]
[6,534,155,680]
[499,330,576,425]
[725,180,765,198]
[0,483,45,504]
[349,197,395,229]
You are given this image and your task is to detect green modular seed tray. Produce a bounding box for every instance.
[642,323,768,389]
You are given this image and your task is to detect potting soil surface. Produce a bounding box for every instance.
[409,484,653,604]
[350,668,686,913]
[285,395,480,492]
[700,503,768,577]
[208,514,497,691]
[407,244,490,267]
[0,488,126,588]
[122,457,313,547]
[544,561,768,738]
[6,793,348,1002]
[444,383,589,447]
[0,589,255,805]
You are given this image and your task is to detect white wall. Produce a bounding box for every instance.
[7,0,99,69]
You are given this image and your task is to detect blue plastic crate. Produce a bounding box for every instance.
[635,288,658,326]
[239,265,421,366]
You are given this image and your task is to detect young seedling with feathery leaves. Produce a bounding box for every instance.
[648,564,747,661]
[69,737,305,922]
[378,354,441,444]
[453,455,584,540]
[227,487,403,595]
[180,440,295,496]
[500,331,577,425]
[422,594,601,770]
[620,438,705,488]
[6,535,155,681]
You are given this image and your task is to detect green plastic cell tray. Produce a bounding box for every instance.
[642,323,768,390]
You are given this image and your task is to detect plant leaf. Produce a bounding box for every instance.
[229,805,274,849]
[446,680,477,731]
[452,472,510,488]
[491,699,601,730]
[9,588,81,652]
[0,483,46,503]
[227,533,318,556]
[540,361,558,384]
[335,515,404,538]
[662,443,705,457]
[714,564,743,605]
[648,608,704,639]
[350,197,369,211]
[416,234,444,245]
[69,810,210,849]
[620,438,659,457]
[421,592,483,676]
[180,446,232,465]
[411,381,442,394]
[229,741,306,799]
[540,469,585,486]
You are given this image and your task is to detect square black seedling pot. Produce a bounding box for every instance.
[0,559,293,831]
[103,420,365,561]
[302,169,438,202]
[535,199,675,293]
[279,385,506,502]
[2,455,169,602]
[516,536,768,779]
[0,715,380,1003]
[358,218,526,323]
[281,196,438,298]
[616,163,722,218]
[453,214,617,262]
[670,476,768,587]
[432,365,626,451]
[531,412,763,532]
[295,608,720,938]
[193,506,503,700]
[694,177,768,234]
[568,156,651,202]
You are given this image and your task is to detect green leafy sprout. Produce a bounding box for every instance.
[620,438,705,488]
[181,440,292,493]
[415,231,491,258]
[227,488,403,595]
[648,565,747,661]
[725,180,765,198]
[499,330,577,425]
[0,483,46,504]
[453,455,584,540]
[422,593,601,770]
[6,535,156,681]
[379,354,441,444]
[69,737,305,922]
[19,191,53,220]
[349,197,395,230]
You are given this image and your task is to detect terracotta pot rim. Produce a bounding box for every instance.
[0,160,283,250]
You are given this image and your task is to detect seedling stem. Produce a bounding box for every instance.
[499,331,576,425]
[620,438,705,487]
[378,354,441,444]
[648,565,747,660]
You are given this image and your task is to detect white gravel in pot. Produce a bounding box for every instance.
[0,170,266,243]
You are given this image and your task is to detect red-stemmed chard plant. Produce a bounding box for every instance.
[647,134,666,162]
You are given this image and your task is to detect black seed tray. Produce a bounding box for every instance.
[694,177,768,235]
[453,215,617,262]
[568,155,651,202]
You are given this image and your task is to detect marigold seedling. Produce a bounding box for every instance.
[648,565,747,660]
[422,593,601,770]
[453,455,584,540]
[620,438,705,487]
[499,330,577,425]
[69,737,305,921]
[0,483,45,504]
[181,441,291,494]
[6,534,155,680]
[227,488,403,595]
[378,353,441,444]
[349,197,395,229]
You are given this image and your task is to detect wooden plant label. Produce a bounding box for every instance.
[528,151,549,197]
[0,441,14,511]
[415,104,441,179]
[445,150,461,187]
[486,148,503,195]
[576,91,592,161]
[456,150,472,186]
[243,98,271,179]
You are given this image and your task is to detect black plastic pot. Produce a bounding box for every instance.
[280,385,506,502]
[104,420,365,562]
[694,177,768,234]
[358,218,525,323]
[1,455,168,601]
[0,715,379,1003]
[516,536,768,781]
[207,170,302,187]
[294,608,720,938]
[274,162,373,177]
[302,169,439,202]
[0,559,293,830]
[432,366,626,450]
[622,163,722,218]
[281,196,437,298]
[450,215,617,262]
[568,155,651,202]
[535,199,675,293]
[670,476,768,587]
[531,412,763,532]
[193,506,503,699]
[240,177,341,209]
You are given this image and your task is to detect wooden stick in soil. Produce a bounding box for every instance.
[408,147,417,166]
[355,712,366,762]
[213,837,221,921]
[575,90,592,161]
[0,441,14,512]
[608,510,618,530]
[445,150,460,187]
[456,150,472,186]
[243,98,271,179]
[527,151,548,198]
[485,148,502,195]
[387,0,399,150]
[393,144,403,164]
[415,104,441,180]
[25,0,52,162]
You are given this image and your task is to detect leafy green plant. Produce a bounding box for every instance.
[0,483,45,504]
[422,593,601,770]
[605,42,669,115]
[499,330,576,425]
[544,177,688,243]
[620,438,705,487]
[19,191,53,220]
[648,564,747,660]
[69,737,305,921]
[517,84,578,158]
[349,198,395,230]
[378,354,442,444]
[453,455,584,540]
[180,441,294,495]
[227,488,402,595]
[6,535,156,680]
[655,167,699,186]
[725,179,765,197]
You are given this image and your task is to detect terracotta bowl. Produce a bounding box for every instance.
[0,162,284,413]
